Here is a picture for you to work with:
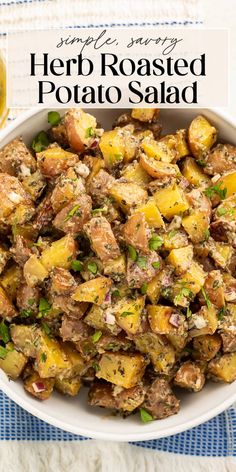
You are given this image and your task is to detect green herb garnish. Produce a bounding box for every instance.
[64,204,81,222]
[174,287,193,305]
[0,320,10,344]
[203,229,210,241]
[32,131,49,153]
[186,307,192,318]
[92,330,103,343]
[42,322,51,337]
[218,306,226,320]
[120,311,134,318]
[40,352,47,363]
[149,235,163,251]
[201,287,212,309]
[204,184,227,200]
[140,408,154,423]
[88,261,98,275]
[128,245,137,261]
[152,261,160,270]
[0,346,8,359]
[168,230,177,239]
[20,309,34,318]
[136,256,147,269]
[217,207,227,216]
[48,111,61,126]
[38,298,51,318]
[71,260,83,272]
[111,289,120,298]
[141,283,148,294]
[85,127,94,138]
[92,208,106,216]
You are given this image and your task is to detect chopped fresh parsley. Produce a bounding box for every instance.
[85,127,94,138]
[174,287,193,305]
[48,111,61,126]
[204,228,210,241]
[0,320,10,344]
[201,287,212,309]
[87,261,98,275]
[92,362,100,372]
[28,298,35,307]
[38,298,51,318]
[71,260,83,272]
[136,256,147,269]
[40,352,47,363]
[120,311,134,318]
[92,208,106,216]
[0,346,8,359]
[149,234,163,251]
[140,408,154,423]
[111,289,120,298]
[141,283,148,295]
[20,309,34,318]
[128,245,137,261]
[217,207,228,216]
[31,131,49,153]
[168,230,177,239]
[204,184,227,200]
[41,322,51,337]
[186,307,192,318]
[218,306,226,320]
[152,261,160,270]
[64,204,81,222]
[92,330,103,343]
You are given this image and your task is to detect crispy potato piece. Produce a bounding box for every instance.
[72,277,112,305]
[135,332,175,374]
[0,137,36,177]
[173,261,207,305]
[131,108,158,122]
[84,304,121,335]
[22,170,46,201]
[61,342,87,378]
[141,136,177,163]
[96,352,147,388]
[16,283,40,314]
[134,198,165,229]
[113,296,145,335]
[84,216,120,262]
[167,245,193,275]
[174,361,205,392]
[10,324,40,357]
[51,168,86,213]
[0,343,27,379]
[153,183,189,220]
[193,334,222,361]
[210,242,233,269]
[121,161,151,188]
[0,264,22,300]
[202,271,225,308]
[103,254,126,281]
[182,157,210,187]
[53,194,92,235]
[50,267,76,295]
[140,153,179,179]
[163,229,188,250]
[208,353,236,383]
[188,115,217,158]
[99,128,126,167]
[0,286,18,320]
[55,376,81,396]
[24,371,55,400]
[142,378,180,419]
[148,305,187,336]
[123,213,150,253]
[214,171,236,199]
[126,251,162,289]
[64,108,97,152]
[146,274,161,305]
[89,381,145,412]
[86,168,114,205]
[204,144,236,176]
[0,173,33,224]
[182,211,210,244]
[108,181,147,214]
[41,235,77,271]
[35,333,70,379]
[24,255,49,287]
[37,147,78,178]
[190,306,218,337]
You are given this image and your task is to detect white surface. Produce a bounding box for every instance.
[0,107,236,442]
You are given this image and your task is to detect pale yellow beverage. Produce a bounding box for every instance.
[0,54,8,128]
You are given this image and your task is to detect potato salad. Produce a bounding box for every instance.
[0,108,235,423]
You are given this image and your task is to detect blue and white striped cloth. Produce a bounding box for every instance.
[0,1,236,470]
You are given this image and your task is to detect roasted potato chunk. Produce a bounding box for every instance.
[37,147,78,178]
[53,194,92,235]
[0,343,27,379]
[0,137,36,177]
[64,108,97,152]
[41,235,77,271]
[208,353,236,383]
[108,181,147,214]
[24,371,55,400]
[193,334,222,361]
[188,115,217,158]
[174,361,205,392]
[96,352,147,388]
[72,277,112,305]
[123,213,150,253]
[142,378,180,419]
[84,216,120,262]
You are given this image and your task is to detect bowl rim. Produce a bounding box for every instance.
[0,107,236,441]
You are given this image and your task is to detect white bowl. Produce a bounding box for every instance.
[0,108,236,441]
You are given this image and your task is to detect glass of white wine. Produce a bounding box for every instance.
[0,53,8,128]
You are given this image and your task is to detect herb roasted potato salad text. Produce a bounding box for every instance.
[0,108,235,423]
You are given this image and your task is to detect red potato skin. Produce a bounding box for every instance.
[123,212,151,254]
[142,378,180,419]
[16,284,40,314]
[64,111,85,153]
[53,194,92,235]
[204,144,236,176]
[84,216,121,262]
